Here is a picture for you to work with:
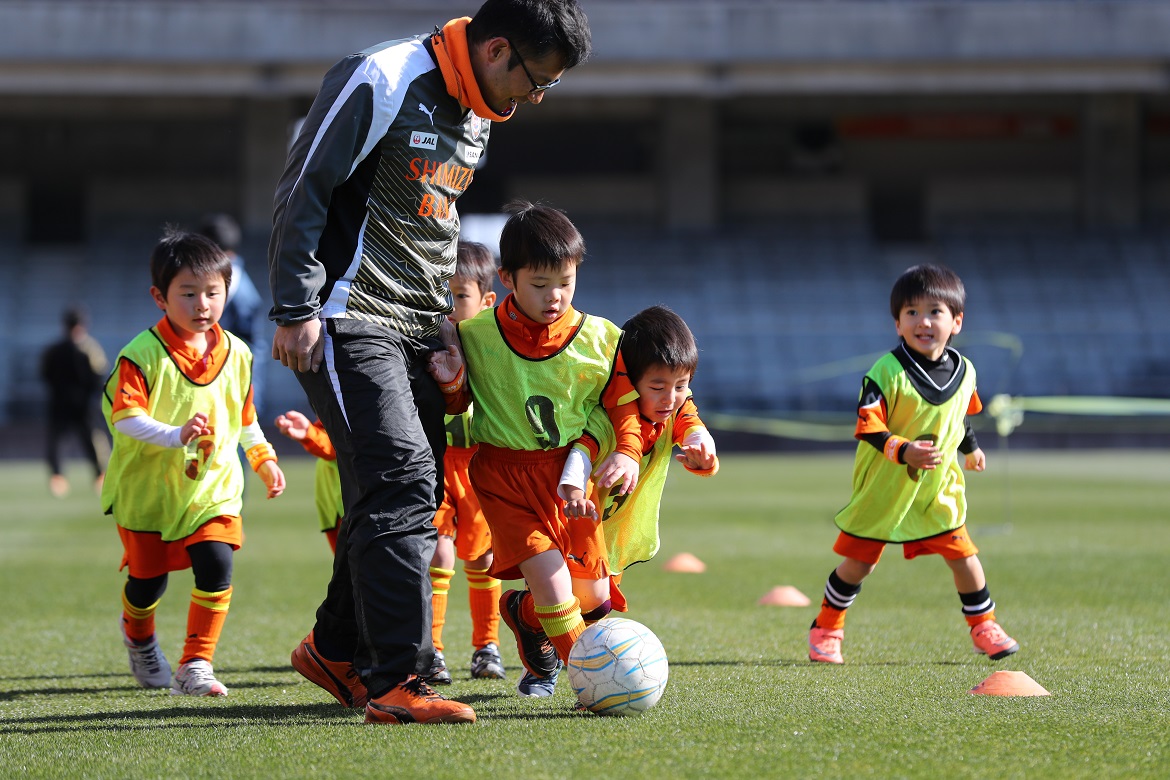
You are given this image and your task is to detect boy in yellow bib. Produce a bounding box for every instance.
[427,202,643,699]
[558,305,718,608]
[103,229,285,696]
[809,264,1018,665]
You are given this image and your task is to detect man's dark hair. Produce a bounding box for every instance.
[150,226,233,295]
[889,264,966,320]
[62,306,87,331]
[621,305,699,385]
[455,241,499,296]
[468,0,591,69]
[498,200,585,275]
[197,212,242,253]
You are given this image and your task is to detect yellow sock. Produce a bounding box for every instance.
[536,598,585,663]
[121,585,160,644]
[180,587,232,664]
[465,566,501,648]
[429,566,455,652]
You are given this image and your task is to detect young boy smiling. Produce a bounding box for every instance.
[809,263,1018,665]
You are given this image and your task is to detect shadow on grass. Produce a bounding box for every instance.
[0,702,357,736]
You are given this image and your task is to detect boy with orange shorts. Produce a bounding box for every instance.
[427,202,643,700]
[809,263,1018,665]
[103,229,285,697]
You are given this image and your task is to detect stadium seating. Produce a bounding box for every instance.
[3,225,1169,424]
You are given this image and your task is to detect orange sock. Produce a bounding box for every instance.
[180,586,232,664]
[518,589,541,632]
[535,598,585,663]
[966,611,996,629]
[815,605,847,631]
[465,566,501,648]
[121,585,160,643]
[429,566,455,652]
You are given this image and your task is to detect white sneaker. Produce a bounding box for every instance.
[120,620,171,688]
[170,659,228,697]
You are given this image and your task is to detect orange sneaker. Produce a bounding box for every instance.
[809,626,845,664]
[364,675,476,725]
[290,631,368,708]
[970,620,1019,660]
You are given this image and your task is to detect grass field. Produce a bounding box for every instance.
[1,450,1167,779]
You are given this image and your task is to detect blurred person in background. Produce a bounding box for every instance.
[40,306,109,497]
[198,213,267,415]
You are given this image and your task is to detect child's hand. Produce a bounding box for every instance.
[274,410,311,441]
[594,452,639,496]
[963,448,986,472]
[561,485,598,520]
[258,460,286,499]
[676,442,716,471]
[180,413,211,445]
[426,345,464,385]
[902,439,941,470]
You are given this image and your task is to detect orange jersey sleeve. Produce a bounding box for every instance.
[670,397,704,447]
[301,419,337,461]
[108,357,152,424]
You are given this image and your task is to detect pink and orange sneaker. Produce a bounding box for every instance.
[970,620,1019,660]
[808,626,845,664]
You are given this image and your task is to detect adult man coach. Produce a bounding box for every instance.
[268,0,590,725]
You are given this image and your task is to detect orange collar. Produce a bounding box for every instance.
[497,295,580,358]
[156,316,227,381]
[431,17,514,122]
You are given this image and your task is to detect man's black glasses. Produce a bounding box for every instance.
[506,38,560,95]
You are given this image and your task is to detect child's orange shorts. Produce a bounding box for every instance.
[469,443,610,583]
[833,525,979,565]
[434,445,493,562]
[118,515,243,579]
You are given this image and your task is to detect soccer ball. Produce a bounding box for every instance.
[567,617,668,716]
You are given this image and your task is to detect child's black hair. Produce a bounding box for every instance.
[498,200,585,275]
[150,226,233,295]
[455,241,498,297]
[889,263,966,320]
[620,305,699,385]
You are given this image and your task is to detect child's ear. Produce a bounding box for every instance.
[482,291,497,308]
[149,285,168,312]
[498,268,514,291]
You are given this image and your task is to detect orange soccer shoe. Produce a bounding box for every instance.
[290,631,369,708]
[809,626,845,664]
[970,620,1019,661]
[364,675,476,725]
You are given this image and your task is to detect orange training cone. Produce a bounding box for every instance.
[969,670,1050,697]
[662,552,706,573]
[757,586,812,607]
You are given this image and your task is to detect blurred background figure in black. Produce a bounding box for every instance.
[39,306,109,497]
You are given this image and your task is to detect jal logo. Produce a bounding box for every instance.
[470,116,483,140]
[410,132,438,150]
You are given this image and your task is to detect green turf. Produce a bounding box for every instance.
[1,451,1167,779]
